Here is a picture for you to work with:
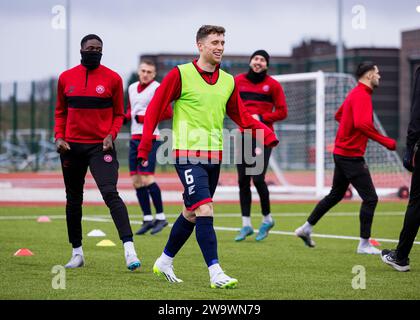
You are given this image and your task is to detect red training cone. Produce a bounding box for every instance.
[14,248,34,256]
[37,216,51,223]
[369,239,381,247]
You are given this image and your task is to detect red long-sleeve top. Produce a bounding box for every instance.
[235,73,288,131]
[137,60,279,161]
[333,82,396,157]
[55,64,124,143]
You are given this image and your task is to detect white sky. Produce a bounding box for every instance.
[1,0,420,83]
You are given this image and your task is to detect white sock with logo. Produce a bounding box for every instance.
[263,214,273,224]
[123,241,136,257]
[72,246,83,257]
[158,252,174,266]
[303,221,313,234]
[155,213,166,220]
[242,216,252,227]
[359,238,370,248]
[209,263,223,281]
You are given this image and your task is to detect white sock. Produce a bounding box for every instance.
[123,241,136,257]
[359,238,370,247]
[158,252,174,266]
[303,221,313,234]
[209,263,223,280]
[143,215,153,222]
[155,213,166,220]
[72,246,83,257]
[263,214,273,224]
[242,216,252,227]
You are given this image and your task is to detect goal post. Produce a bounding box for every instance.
[268,71,410,199]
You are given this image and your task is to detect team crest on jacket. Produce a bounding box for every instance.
[96,85,105,94]
[262,85,270,92]
[104,154,113,163]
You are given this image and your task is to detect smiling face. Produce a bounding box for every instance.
[368,65,381,88]
[249,55,268,73]
[197,32,225,66]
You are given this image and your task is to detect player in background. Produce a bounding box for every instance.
[137,25,279,288]
[234,50,288,242]
[55,34,141,271]
[381,66,420,271]
[125,60,172,235]
[294,62,396,255]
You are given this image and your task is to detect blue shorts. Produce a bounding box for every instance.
[174,159,221,211]
[129,139,160,176]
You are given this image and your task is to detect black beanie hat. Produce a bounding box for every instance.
[250,49,270,66]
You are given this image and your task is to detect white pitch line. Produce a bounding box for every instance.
[0,211,407,220]
[1,214,418,245]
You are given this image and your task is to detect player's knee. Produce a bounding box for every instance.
[66,193,83,206]
[363,193,378,207]
[195,203,213,217]
[131,175,142,189]
[100,187,119,203]
[238,176,251,189]
[325,189,346,203]
[139,175,154,187]
[252,175,266,187]
[183,210,196,223]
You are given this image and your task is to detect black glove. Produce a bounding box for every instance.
[403,147,415,173]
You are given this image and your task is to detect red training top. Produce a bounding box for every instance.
[333,82,396,157]
[234,73,288,132]
[55,64,124,143]
[137,60,279,161]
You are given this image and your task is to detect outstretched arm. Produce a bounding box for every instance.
[226,85,279,148]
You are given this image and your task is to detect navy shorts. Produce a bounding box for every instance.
[129,139,160,176]
[174,159,221,211]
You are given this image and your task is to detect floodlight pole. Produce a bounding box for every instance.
[66,0,71,69]
[337,0,344,73]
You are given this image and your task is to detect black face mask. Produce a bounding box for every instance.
[80,51,102,70]
[246,68,267,84]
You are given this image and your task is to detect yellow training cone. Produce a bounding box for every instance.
[96,240,116,247]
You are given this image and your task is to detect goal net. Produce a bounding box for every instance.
[267,71,410,199]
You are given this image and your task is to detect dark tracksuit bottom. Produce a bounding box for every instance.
[236,133,272,217]
[60,142,133,248]
[396,148,420,260]
[307,154,378,239]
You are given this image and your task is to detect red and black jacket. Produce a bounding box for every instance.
[234,73,288,132]
[55,64,125,143]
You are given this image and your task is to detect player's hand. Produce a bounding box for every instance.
[55,138,70,154]
[252,114,260,121]
[403,147,415,172]
[135,115,145,123]
[388,139,397,151]
[103,134,113,151]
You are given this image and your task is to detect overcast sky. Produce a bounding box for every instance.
[1,0,420,84]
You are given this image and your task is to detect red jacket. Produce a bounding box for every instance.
[137,60,279,161]
[235,73,288,131]
[333,82,396,157]
[55,64,124,143]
